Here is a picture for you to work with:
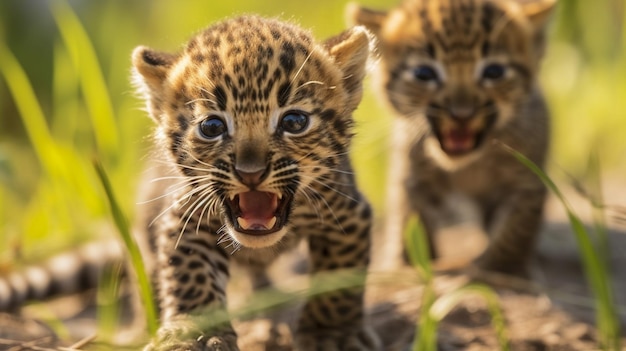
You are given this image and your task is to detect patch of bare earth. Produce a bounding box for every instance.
[1,186,625,350]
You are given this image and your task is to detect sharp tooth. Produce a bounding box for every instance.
[237,217,250,230]
[230,194,235,201]
[278,193,283,200]
[268,216,277,229]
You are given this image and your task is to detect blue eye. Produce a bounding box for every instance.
[199,117,226,139]
[482,64,506,80]
[280,111,309,134]
[413,65,439,82]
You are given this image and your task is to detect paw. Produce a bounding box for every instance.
[198,335,239,351]
[295,327,381,351]
[144,328,238,351]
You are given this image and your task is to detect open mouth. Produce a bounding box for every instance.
[432,113,497,157]
[225,191,292,235]
[438,126,483,156]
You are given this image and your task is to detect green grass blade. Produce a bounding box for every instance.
[97,262,124,341]
[404,216,432,281]
[0,38,62,180]
[430,284,510,351]
[584,152,621,351]
[0,34,109,234]
[586,152,610,267]
[189,269,369,333]
[94,160,158,336]
[413,284,437,351]
[50,0,119,157]
[403,216,438,351]
[502,143,621,350]
[51,39,80,142]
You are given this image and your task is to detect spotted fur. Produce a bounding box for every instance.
[132,16,380,351]
[349,0,555,276]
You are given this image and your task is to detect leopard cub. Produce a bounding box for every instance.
[350,0,555,276]
[132,16,380,351]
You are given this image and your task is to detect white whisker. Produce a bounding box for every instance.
[149,180,212,227]
[296,180,347,236]
[293,80,325,94]
[298,174,359,203]
[138,177,209,204]
[175,184,216,248]
[185,97,217,106]
[297,186,324,225]
[290,50,315,85]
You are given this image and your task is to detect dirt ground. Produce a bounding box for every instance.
[1,186,625,351]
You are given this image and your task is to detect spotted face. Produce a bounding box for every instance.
[351,0,554,158]
[133,17,370,249]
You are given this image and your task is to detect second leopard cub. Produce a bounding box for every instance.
[133,16,379,350]
[350,0,555,276]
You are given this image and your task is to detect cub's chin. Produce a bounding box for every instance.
[226,226,289,249]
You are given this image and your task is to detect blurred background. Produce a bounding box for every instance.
[0,0,624,265]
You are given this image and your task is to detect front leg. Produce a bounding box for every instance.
[145,214,238,351]
[406,161,451,261]
[477,182,547,278]
[295,200,381,351]
[377,118,413,271]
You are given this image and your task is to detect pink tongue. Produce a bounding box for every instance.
[238,191,278,220]
[444,128,475,153]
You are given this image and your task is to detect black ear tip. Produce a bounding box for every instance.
[142,50,164,66]
[132,46,175,68]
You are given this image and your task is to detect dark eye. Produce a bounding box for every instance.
[482,64,506,80]
[199,117,226,139]
[413,65,439,82]
[280,111,309,134]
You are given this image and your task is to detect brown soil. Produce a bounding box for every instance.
[1,189,625,351]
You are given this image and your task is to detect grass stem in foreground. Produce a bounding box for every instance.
[502,143,621,350]
[94,160,158,336]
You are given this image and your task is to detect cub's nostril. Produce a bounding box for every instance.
[236,167,268,187]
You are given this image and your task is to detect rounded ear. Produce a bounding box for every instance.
[131,46,179,122]
[519,0,557,31]
[345,2,387,36]
[132,46,178,90]
[516,0,557,57]
[324,26,373,111]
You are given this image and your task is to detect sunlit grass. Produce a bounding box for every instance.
[0,35,79,258]
[0,0,624,349]
[51,0,119,160]
[403,217,437,351]
[0,36,64,182]
[404,216,510,351]
[96,262,124,342]
[94,161,158,337]
[503,144,622,351]
[430,284,509,351]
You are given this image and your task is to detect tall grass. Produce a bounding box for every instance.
[94,161,158,337]
[1,0,624,258]
[0,0,624,349]
[404,217,510,351]
[50,0,119,161]
[403,143,622,350]
[504,144,622,351]
[404,216,437,351]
